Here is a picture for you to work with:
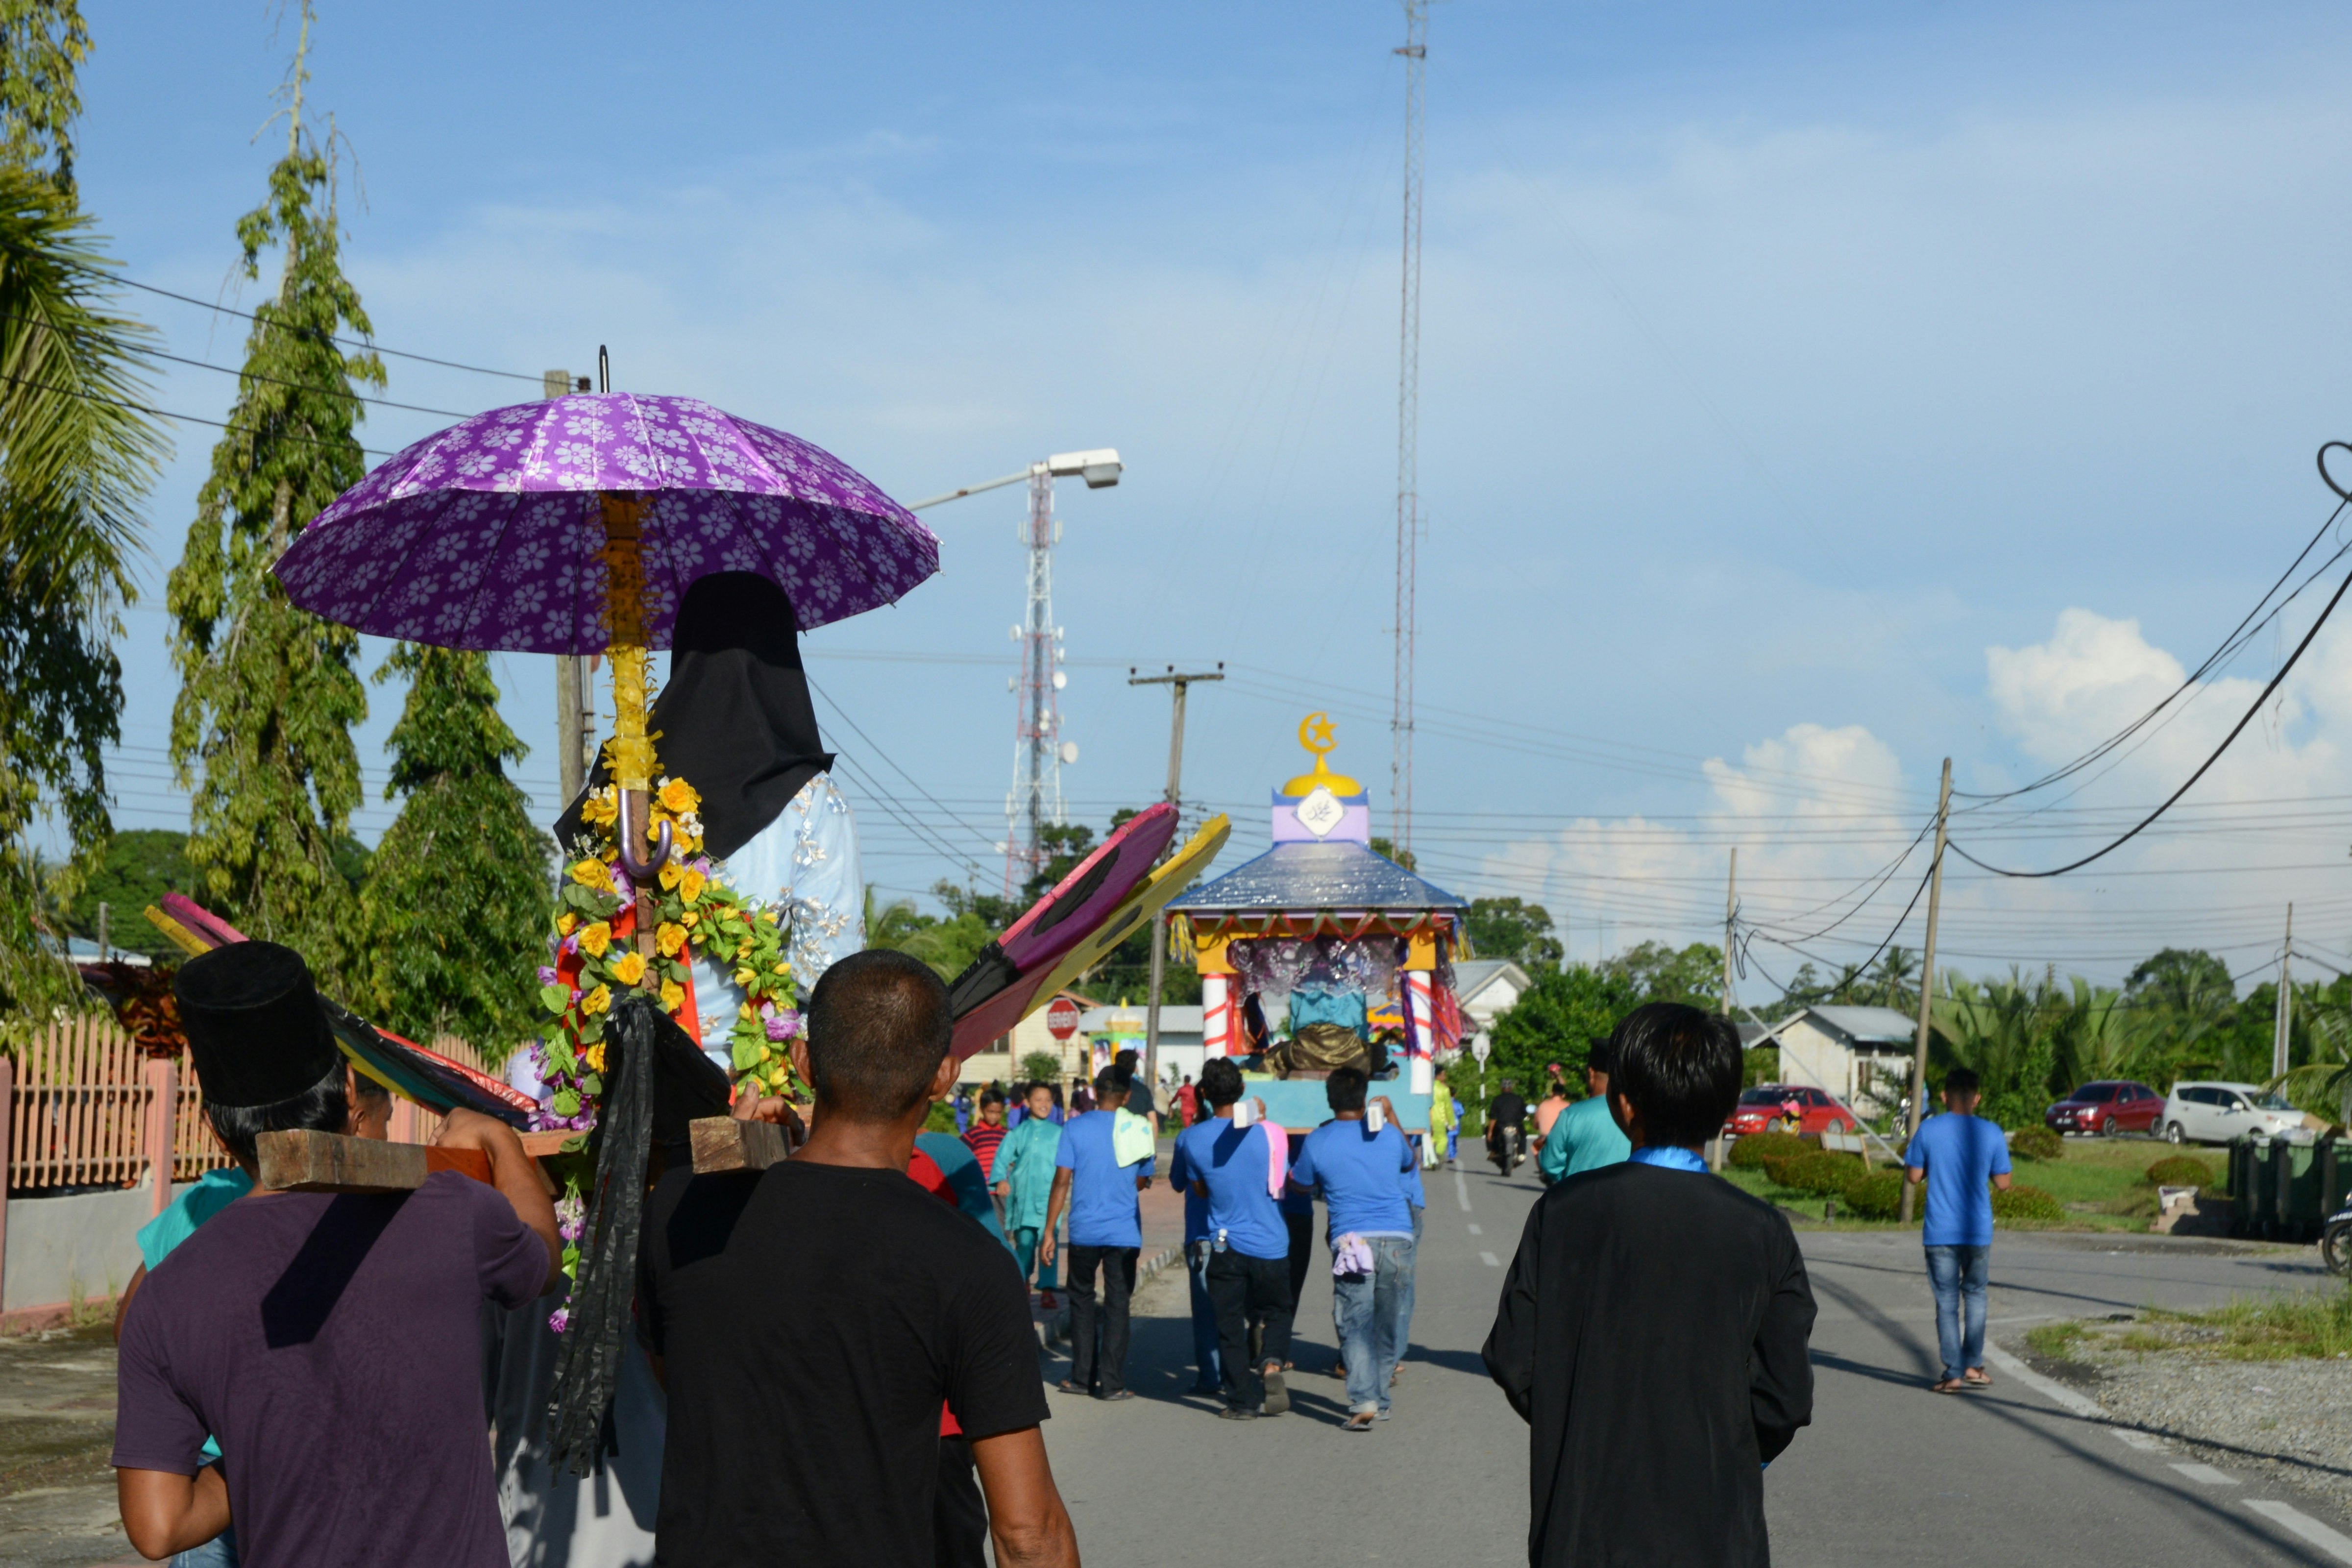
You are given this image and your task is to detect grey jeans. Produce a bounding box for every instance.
[1331,1233,1415,1414]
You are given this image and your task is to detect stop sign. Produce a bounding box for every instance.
[1046,998,1082,1040]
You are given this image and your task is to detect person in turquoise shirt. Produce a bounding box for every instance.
[1540,1037,1633,1185]
[990,1081,1064,1298]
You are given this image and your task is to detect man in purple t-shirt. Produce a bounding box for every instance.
[111,942,558,1567]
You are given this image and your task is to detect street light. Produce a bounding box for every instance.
[910,448,1124,892]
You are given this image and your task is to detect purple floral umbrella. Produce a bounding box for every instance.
[272,392,939,654]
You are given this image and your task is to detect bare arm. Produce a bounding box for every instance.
[435,1109,563,1291]
[118,1465,229,1561]
[1993,1171,2013,1191]
[1040,1169,1072,1268]
[971,1426,1079,1568]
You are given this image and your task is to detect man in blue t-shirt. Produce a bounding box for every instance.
[1167,1111,1223,1396]
[1176,1058,1296,1420]
[1289,1069,1417,1429]
[1903,1067,2014,1394]
[1041,1065,1154,1399]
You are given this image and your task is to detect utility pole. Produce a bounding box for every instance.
[1391,0,1429,858]
[1129,664,1223,1102]
[1899,759,1953,1226]
[96,901,109,964]
[1721,848,1738,1015]
[2275,903,2296,1078]
[546,368,596,807]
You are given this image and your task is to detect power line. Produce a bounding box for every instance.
[0,367,394,459]
[1950,556,2352,879]
[8,243,542,385]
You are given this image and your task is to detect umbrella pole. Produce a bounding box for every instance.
[601,490,664,993]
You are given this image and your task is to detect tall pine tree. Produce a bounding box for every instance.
[364,645,551,1058]
[167,9,380,990]
[0,2,168,1035]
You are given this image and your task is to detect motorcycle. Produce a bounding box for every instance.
[2324,1202,2352,1276]
[1489,1121,1525,1178]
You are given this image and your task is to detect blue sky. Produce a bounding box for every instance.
[67,1,2352,991]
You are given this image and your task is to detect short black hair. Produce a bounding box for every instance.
[1094,1064,1133,1098]
[1199,1056,1244,1108]
[805,948,951,1122]
[1113,1048,1138,1067]
[979,1088,1004,1108]
[1586,1036,1615,1078]
[206,1059,351,1168]
[1610,1003,1741,1148]
[1944,1068,1982,1097]
[1325,1067,1368,1114]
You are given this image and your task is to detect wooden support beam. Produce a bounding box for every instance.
[256,1130,492,1193]
[689,1116,787,1175]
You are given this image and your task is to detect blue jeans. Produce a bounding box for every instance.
[1184,1238,1223,1390]
[172,1517,237,1568]
[1332,1234,1415,1414]
[1392,1206,1422,1365]
[1924,1243,1990,1380]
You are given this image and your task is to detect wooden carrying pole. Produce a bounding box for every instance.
[1898,759,1952,1226]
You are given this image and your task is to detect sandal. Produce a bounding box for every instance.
[1963,1368,1993,1388]
[1930,1377,1968,1395]
[1343,1412,1377,1433]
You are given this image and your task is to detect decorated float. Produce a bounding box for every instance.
[1169,714,1466,1134]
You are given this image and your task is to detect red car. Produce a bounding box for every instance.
[1725,1084,1861,1138]
[2044,1080,2162,1137]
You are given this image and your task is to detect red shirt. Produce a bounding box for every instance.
[961,1120,1006,1175]
[1177,1084,1199,1123]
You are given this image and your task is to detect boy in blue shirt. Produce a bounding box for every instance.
[1041,1066,1154,1399]
[1166,1110,1223,1396]
[1175,1058,1295,1420]
[1903,1067,2013,1394]
[1289,1069,1417,1430]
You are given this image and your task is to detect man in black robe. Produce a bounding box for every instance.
[1483,1003,1814,1567]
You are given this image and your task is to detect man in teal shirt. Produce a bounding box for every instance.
[1539,1037,1632,1185]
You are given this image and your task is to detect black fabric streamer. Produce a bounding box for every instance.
[545,993,659,1476]
[552,571,832,861]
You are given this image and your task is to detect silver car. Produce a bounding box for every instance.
[2159,1081,2304,1145]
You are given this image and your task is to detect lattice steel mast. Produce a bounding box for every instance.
[1392,0,1428,853]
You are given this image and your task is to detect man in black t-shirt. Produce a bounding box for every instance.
[639,950,1076,1568]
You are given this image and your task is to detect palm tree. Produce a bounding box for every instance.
[0,166,167,1032]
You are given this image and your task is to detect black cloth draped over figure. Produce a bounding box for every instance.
[553,571,832,861]
[1482,1163,1816,1568]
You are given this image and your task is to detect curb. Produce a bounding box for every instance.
[1033,1245,1179,1350]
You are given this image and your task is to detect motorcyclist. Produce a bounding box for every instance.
[1487,1079,1529,1171]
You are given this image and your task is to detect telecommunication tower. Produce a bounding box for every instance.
[1392,0,1428,855]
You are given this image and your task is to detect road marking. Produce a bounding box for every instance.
[1480,1251,1500,1268]
[2248,1501,2352,1563]
[1467,1223,1483,1235]
[2170,1463,2236,1486]
[1454,1170,1471,1212]
[1981,1342,2166,1450]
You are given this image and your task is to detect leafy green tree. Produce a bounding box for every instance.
[1368,835,1416,872]
[0,4,167,1034]
[869,885,996,982]
[63,828,191,955]
[167,25,381,992]
[1464,896,1563,972]
[360,646,549,1058]
[1469,964,1645,1127]
[1604,939,1723,1007]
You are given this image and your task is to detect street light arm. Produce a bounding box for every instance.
[906,467,1037,511]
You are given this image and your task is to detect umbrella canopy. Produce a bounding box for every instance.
[272,392,938,653]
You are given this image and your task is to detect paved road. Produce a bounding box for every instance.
[1043,1161,2352,1567]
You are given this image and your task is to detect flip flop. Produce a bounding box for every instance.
[1930,1377,1967,1395]
[1343,1412,1377,1433]
[1963,1369,1994,1388]
[1261,1366,1291,1416]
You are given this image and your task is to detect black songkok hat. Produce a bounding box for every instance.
[174,941,340,1109]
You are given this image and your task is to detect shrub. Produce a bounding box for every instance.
[1769,1151,1866,1197]
[1992,1184,2066,1225]
[2010,1127,2064,1162]
[2145,1155,2216,1188]
[1843,1169,1919,1221]
[1728,1131,1810,1170]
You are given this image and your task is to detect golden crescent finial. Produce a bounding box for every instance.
[1299,711,1336,759]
